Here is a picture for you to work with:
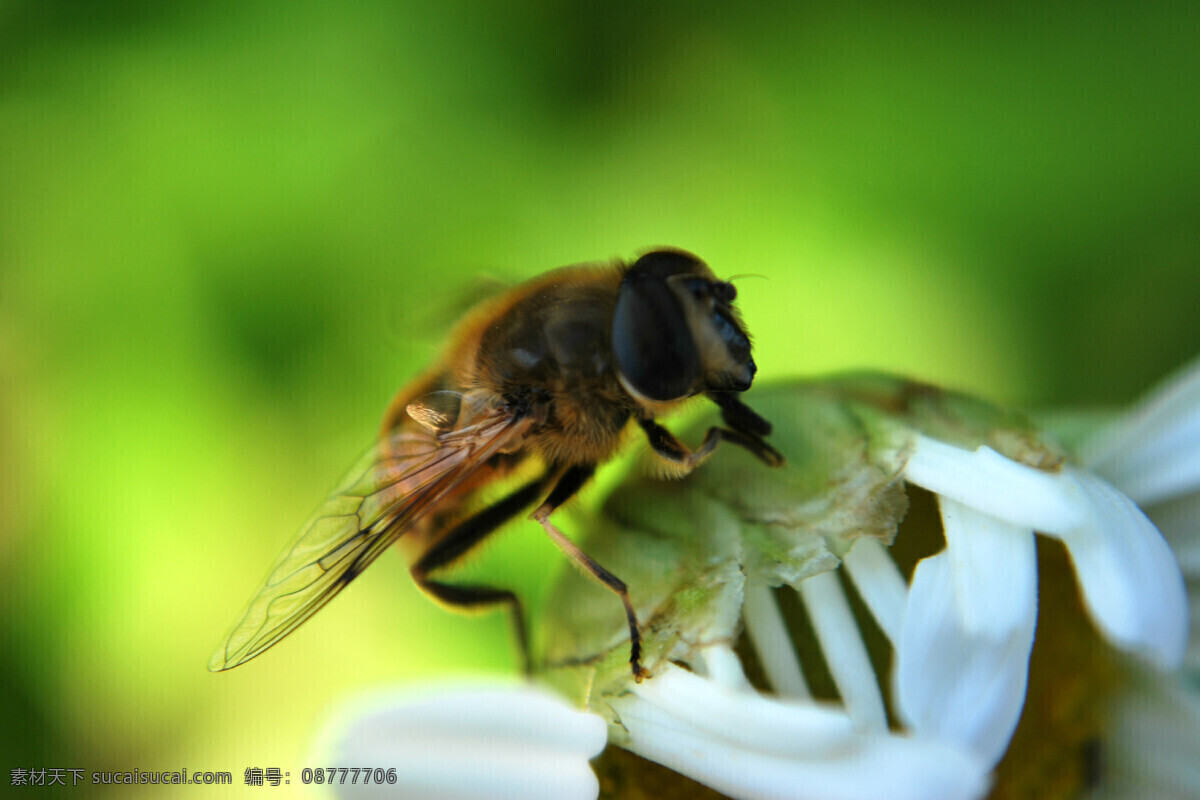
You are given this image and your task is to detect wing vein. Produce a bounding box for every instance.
[208,409,532,671]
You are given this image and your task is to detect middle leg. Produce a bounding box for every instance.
[638,416,784,470]
[530,464,650,681]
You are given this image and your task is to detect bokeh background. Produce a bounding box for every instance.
[2,0,1198,796]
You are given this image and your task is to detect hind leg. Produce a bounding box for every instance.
[410,473,552,674]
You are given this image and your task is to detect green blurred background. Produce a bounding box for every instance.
[2,0,1198,796]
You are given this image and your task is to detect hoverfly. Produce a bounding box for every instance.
[209,248,782,680]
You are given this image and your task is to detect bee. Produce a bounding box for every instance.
[208,248,782,680]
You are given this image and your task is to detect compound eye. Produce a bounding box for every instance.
[612,272,700,402]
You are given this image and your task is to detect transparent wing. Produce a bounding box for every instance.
[208,407,532,671]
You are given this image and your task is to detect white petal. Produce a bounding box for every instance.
[628,663,853,756]
[1091,664,1200,800]
[842,537,908,644]
[1187,579,1200,673]
[895,551,1036,767]
[1082,355,1200,507]
[614,665,989,800]
[904,437,1087,534]
[743,583,811,698]
[1054,470,1189,670]
[1095,432,1200,509]
[797,571,889,733]
[1144,489,1200,566]
[695,643,756,691]
[905,438,1189,669]
[329,683,606,800]
[1150,493,1199,671]
[938,498,1038,639]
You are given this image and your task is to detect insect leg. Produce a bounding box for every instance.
[411,473,554,675]
[638,416,784,470]
[705,393,785,465]
[530,465,650,682]
[707,390,773,437]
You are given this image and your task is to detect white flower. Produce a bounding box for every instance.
[606,643,989,800]
[601,428,1187,796]
[1075,358,1200,798]
[1081,356,1200,673]
[895,435,1189,766]
[321,363,1199,800]
[320,664,988,800]
[322,682,607,800]
[584,370,1193,798]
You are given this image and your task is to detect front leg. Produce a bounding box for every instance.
[708,392,785,466]
[708,390,773,438]
[638,416,783,472]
